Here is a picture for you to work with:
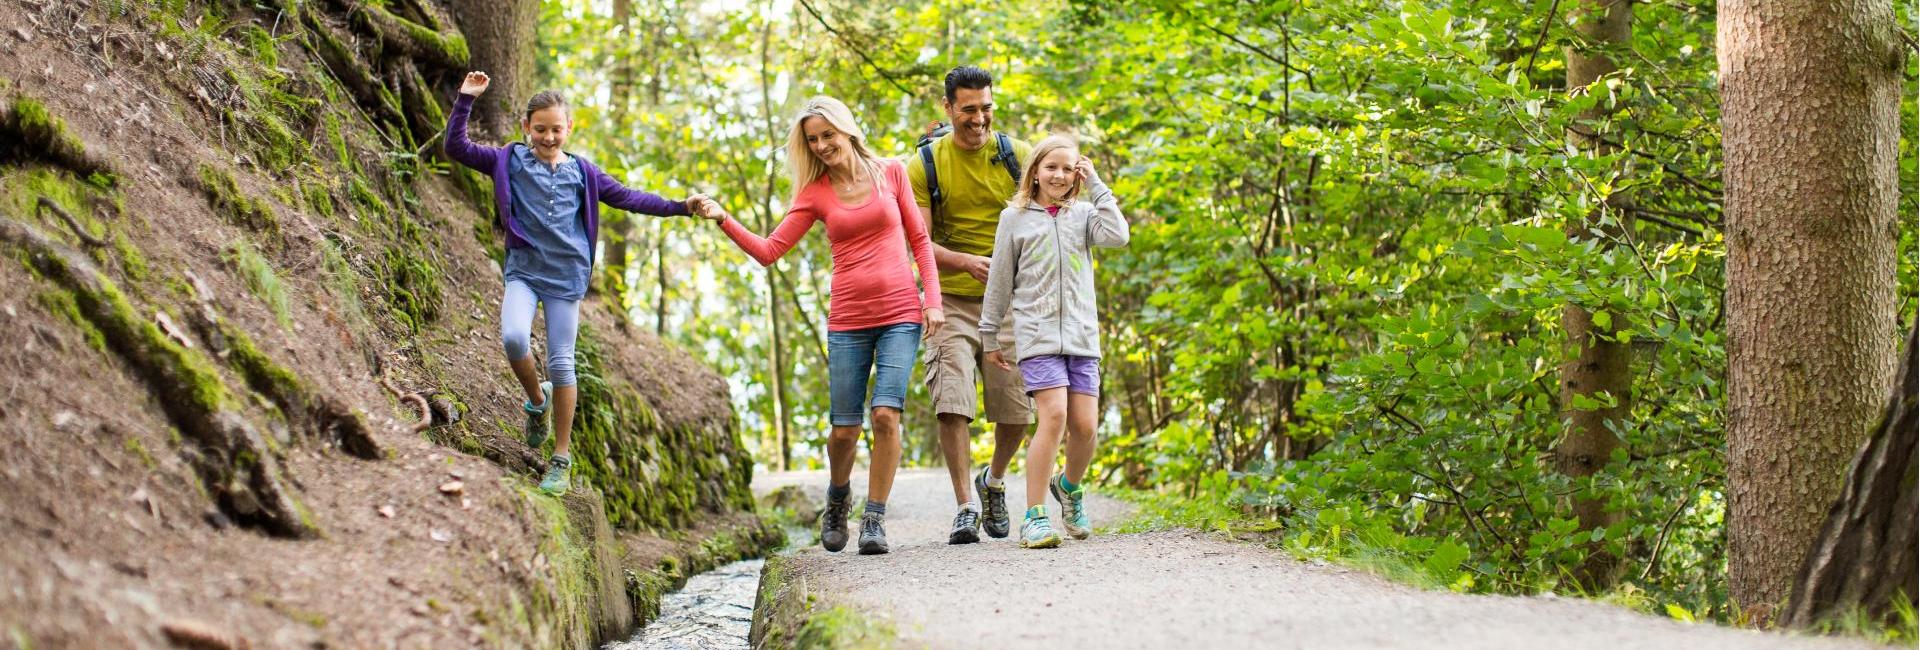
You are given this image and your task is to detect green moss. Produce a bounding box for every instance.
[233,24,278,68]
[347,176,387,218]
[325,112,358,174]
[196,164,278,236]
[223,241,293,331]
[112,232,148,282]
[124,436,157,470]
[38,290,106,352]
[752,555,896,650]
[1,95,104,179]
[382,245,442,331]
[219,317,305,415]
[512,482,599,649]
[304,182,337,219]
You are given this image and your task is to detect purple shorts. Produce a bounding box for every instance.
[1018,354,1101,396]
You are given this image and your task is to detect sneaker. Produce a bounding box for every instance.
[524,381,553,449]
[1019,508,1060,549]
[820,491,851,552]
[857,513,889,555]
[948,503,981,545]
[1050,475,1091,540]
[538,454,571,495]
[973,467,1010,539]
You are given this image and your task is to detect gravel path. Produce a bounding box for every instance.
[755,468,1887,650]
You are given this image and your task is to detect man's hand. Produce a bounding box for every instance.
[459,71,490,97]
[959,254,991,284]
[985,349,1011,371]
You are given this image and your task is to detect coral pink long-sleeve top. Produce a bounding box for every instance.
[718,159,941,331]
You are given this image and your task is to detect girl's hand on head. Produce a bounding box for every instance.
[459,71,491,97]
[985,349,1010,371]
[1074,156,1098,184]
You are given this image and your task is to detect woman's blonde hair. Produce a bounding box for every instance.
[786,96,885,201]
[1011,134,1082,208]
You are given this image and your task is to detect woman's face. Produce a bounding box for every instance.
[1035,148,1079,204]
[802,115,852,169]
[523,106,571,157]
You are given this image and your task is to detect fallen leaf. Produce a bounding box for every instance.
[437,480,464,496]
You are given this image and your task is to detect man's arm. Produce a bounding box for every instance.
[916,203,991,283]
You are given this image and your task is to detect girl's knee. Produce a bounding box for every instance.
[547,353,576,387]
[501,326,532,360]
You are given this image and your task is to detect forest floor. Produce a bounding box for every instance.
[754,468,1890,650]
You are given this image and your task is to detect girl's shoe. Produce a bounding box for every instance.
[1019,508,1060,549]
[1049,475,1091,540]
[524,382,553,449]
[539,454,571,495]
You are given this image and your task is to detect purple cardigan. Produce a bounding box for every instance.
[443,94,688,261]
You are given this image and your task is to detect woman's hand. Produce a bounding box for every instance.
[1074,156,1099,184]
[985,349,1010,371]
[923,307,946,340]
[459,71,490,97]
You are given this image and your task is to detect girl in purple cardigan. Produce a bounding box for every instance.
[444,71,708,495]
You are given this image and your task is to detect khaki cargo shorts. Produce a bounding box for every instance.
[924,294,1034,424]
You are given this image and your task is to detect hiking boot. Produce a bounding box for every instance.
[974,466,1010,539]
[948,503,981,545]
[1050,475,1091,540]
[857,512,889,555]
[538,454,571,495]
[820,491,851,552]
[1019,507,1060,549]
[524,381,553,449]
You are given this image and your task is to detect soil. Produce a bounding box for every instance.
[754,469,1893,650]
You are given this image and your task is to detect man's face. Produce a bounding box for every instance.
[943,86,994,150]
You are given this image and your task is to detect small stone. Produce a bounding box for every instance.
[437,480,464,496]
[429,528,452,543]
[377,505,396,518]
[51,411,79,431]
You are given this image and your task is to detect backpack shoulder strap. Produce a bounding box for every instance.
[918,142,946,242]
[992,133,1021,182]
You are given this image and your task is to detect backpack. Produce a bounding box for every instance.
[917,122,1020,240]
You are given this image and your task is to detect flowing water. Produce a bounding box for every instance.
[603,559,764,650]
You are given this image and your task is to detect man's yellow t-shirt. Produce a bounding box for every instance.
[907,132,1033,297]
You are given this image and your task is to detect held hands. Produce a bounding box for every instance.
[685,195,727,222]
[459,71,490,97]
[985,349,1011,371]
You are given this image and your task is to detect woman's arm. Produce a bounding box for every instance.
[716,202,817,267]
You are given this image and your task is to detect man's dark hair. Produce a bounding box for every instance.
[943,66,994,103]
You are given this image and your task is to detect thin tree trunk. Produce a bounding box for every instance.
[448,0,536,142]
[1720,0,1903,621]
[596,0,638,307]
[1556,0,1633,590]
[1787,327,1919,628]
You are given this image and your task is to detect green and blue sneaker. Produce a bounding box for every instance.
[539,453,571,495]
[1019,506,1060,549]
[524,381,553,449]
[1049,474,1090,540]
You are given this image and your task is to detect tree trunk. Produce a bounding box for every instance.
[1555,0,1633,590]
[448,0,536,141]
[1787,327,1919,628]
[1720,0,1903,621]
[595,0,637,306]
[767,269,792,471]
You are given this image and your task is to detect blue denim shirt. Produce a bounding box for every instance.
[504,146,591,300]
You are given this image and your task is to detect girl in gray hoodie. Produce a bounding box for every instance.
[979,134,1131,549]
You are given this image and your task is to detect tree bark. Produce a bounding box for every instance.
[595,0,636,306]
[1787,327,1919,628]
[448,0,536,141]
[1720,0,1904,621]
[1555,0,1633,590]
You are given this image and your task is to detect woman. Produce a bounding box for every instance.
[696,96,944,555]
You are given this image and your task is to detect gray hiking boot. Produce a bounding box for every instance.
[524,381,553,449]
[948,503,981,545]
[820,491,851,552]
[858,512,889,555]
[974,466,1010,538]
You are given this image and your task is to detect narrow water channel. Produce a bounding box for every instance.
[603,559,765,650]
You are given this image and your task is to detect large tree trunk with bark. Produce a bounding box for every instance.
[449,0,537,141]
[1719,0,1904,621]
[1786,327,1919,628]
[1556,0,1633,590]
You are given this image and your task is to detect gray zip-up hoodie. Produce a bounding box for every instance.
[979,178,1130,362]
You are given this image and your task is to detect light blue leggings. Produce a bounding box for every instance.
[500,280,580,387]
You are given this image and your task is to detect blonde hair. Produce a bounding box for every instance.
[1011,134,1082,208]
[785,96,886,201]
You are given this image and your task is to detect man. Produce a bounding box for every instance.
[908,65,1034,544]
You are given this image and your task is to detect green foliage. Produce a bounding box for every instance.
[224,240,294,331]
[197,164,279,236]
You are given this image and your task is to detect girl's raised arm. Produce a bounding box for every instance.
[443,71,506,171]
[1079,158,1130,249]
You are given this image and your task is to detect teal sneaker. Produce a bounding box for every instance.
[1049,475,1090,540]
[524,381,553,449]
[1019,506,1060,549]
[539,454,571,495]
